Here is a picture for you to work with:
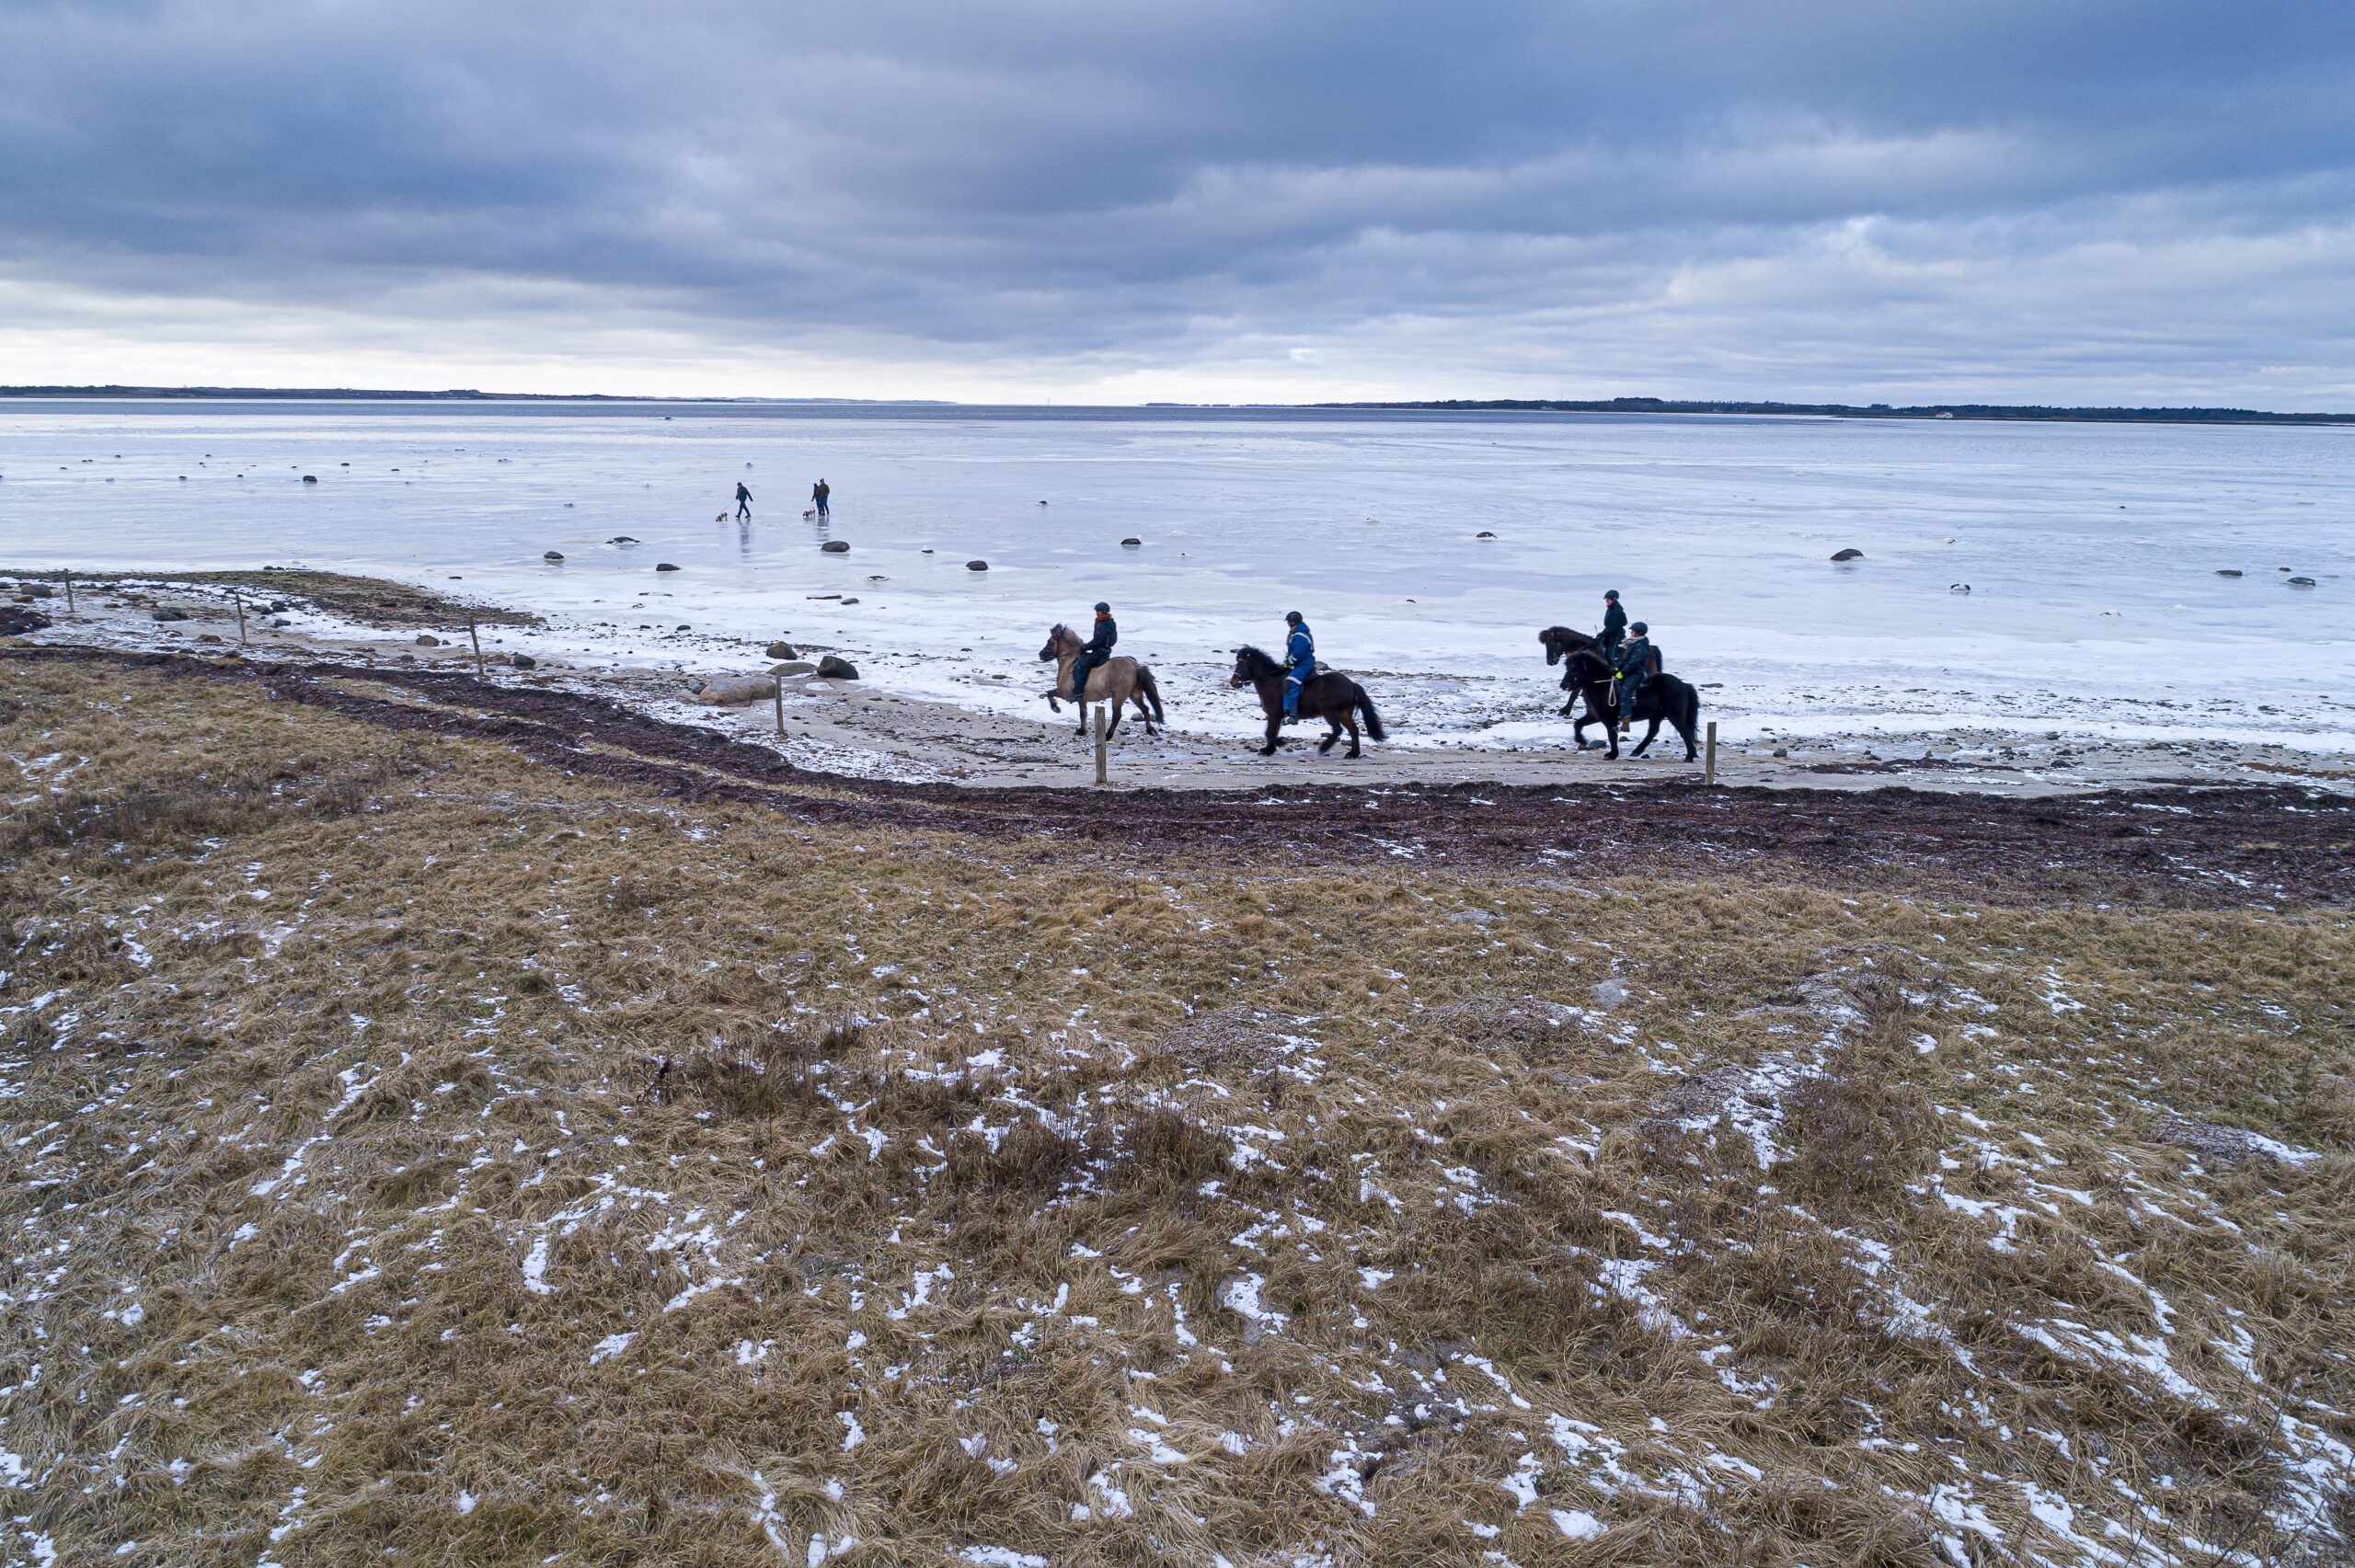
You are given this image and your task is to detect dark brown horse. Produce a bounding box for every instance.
[1228,646,1386,758]
[1554,642,1701,760]
[1539,626,1603,719]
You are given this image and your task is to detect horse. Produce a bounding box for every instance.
[1539,626,1602,718]
[1554,643,1701,760]
[1228,646,1386,758]
[1038,624,1166,738]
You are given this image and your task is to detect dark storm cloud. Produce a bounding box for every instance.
[3,0,2352,395]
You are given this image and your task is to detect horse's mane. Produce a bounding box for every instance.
[1234,645,1281,678]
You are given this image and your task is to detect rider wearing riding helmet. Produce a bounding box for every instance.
[1067,602,1116,702]
[1598,589,1627,657]
[1614,621,1654,728]
[1281,611,1315,724]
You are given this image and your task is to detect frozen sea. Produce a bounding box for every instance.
[3,398,2349,751]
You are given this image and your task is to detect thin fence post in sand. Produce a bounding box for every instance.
[1705,720,1717,785]
[467,612,486,677]
[1094,704,1109,785]
[773,676,785,737]
[62,571,75,617]
[233,591,247,647]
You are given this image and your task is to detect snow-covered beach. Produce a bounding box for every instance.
[5,399,2349,765]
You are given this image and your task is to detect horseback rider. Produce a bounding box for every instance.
[1598,589,1626,658]
[1614,621,1654,730]
[1281,611,1315,725]
[1066,601,1116,703]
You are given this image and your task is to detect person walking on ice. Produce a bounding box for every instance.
[734,480,752,521]
[811,477,831,520]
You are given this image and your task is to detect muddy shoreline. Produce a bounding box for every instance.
[11,642,2349,908]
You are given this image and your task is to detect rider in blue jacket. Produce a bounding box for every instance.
[1281,611,1315,724]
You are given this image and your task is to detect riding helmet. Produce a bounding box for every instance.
[1284,610,1304,625]
[1604,589,1620,601]
[1630,621,1648,634]
[1094,601,1110,612]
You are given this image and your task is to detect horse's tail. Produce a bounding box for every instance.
[1672,678,1700,739]
[1354,686,1386,741]
[1137,666,1166,723]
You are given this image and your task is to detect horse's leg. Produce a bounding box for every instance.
[1103,700,1122,741]
[1318,717,1340,754]
[1344,712,1362,759]
[1632,716,1661,757]
[1261,714,1281,756]
[1133,692,1155,735]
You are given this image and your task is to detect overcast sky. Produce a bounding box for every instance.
[4,1,2351,403]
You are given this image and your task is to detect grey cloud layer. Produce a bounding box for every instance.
[4,0,2351,395]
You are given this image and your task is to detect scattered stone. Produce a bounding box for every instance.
[24,585,54,600]
[966,559,989,572]
[1831,547,1865,561]
[610,535,638,544]
[656,562,681,572]
[0,606,52,635]
[1121,537,1142,548]
[416,634,442,647]
[1949,583,1971,593]
[196,633,223,644]
[695,674,775,704]
[839,597,859,605]
[821,540,851,554]
[1476,531,1496,539]
[151,608,190,622]
[818,654,859,680]
[2288,576,2316,588]
[301,475,318,484]
[770,660,818,677]
[1773,747,1789,758]
[2216,568,2243,577]
[511,653,537,670]
[766,641,798,659]
[544,551,565,562]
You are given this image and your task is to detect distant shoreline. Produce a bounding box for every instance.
[4,386,2352,425]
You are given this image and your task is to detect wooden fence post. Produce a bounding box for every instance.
[1094,704,1109,785]
[1705,721,1717,785]
[62,571,75,617]
[467,613,486,677]
[233,591,248,646]
[773,677,786,737]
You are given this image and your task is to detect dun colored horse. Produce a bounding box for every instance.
[1039,624,1166,738]
[1228,647,1386,758]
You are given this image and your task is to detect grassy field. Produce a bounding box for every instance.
[3,653,2350,1567]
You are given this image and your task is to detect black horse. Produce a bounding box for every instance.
[1539,626,1601,718]
[1563,640,1695,753]
[1229,647,1386,758]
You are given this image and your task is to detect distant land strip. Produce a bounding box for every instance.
[1320,396,2355,424]
[3,386,2352,423]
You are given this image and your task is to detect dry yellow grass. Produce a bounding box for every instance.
[2,657,2349,1567]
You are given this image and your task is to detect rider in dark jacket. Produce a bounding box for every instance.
[1281,611,1315,724]
[1614,622,1654,727]
[1598,590,1626,657]
[1067,603,1116,702]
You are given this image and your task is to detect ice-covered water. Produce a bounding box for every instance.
[3,399,2349,750]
